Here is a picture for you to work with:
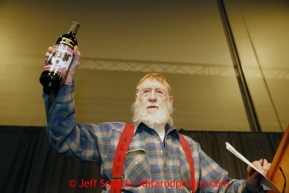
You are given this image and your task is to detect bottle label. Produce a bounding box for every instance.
[42,44,74,78]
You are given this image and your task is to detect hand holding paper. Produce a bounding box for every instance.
[225,142,280,193]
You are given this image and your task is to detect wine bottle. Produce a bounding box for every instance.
[40,21,80,91]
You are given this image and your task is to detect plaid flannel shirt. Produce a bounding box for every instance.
[43,82,250,193]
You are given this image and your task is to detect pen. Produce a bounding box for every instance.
[255,150,265,189]
[260,150,264,166]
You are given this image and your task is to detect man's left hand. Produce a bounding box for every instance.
[246,159,271,192]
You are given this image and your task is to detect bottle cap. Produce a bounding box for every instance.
[69,21,80,34]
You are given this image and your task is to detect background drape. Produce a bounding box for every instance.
[0,126,283,193]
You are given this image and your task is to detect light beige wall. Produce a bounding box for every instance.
[0,0,288,132]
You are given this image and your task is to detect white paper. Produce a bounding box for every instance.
[225,142,280,193]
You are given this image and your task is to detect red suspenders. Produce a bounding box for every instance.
[179,134,196,192]
[110,124,195,193]
[111,124,134,193]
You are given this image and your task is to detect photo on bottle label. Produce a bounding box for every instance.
[43,44,74,78]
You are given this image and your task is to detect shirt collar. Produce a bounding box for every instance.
[133,122,181,141]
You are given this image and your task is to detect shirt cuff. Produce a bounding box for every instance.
[53,80,75,104]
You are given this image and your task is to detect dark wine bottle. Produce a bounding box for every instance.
[40,21,80,91]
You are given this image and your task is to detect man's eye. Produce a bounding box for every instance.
[156,90,163,94]
[143,90,150,93]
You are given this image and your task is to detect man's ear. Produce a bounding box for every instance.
[169,96,174,104]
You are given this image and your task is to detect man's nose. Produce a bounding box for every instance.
[148,90,157,101]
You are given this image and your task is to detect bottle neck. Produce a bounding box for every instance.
[69,21,80,36]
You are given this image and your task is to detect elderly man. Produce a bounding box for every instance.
[43,46,270,193]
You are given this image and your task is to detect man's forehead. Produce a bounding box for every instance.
[138,79,165,89]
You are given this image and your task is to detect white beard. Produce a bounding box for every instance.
[131,99,174,128]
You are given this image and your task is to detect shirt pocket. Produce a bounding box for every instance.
[123,148,150,186]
